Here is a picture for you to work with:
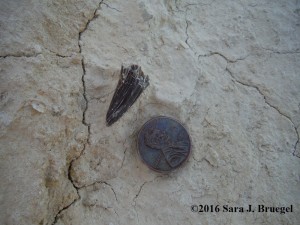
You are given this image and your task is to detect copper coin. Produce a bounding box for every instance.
[137,116,191,172]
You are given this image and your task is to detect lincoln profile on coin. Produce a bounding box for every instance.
[144,128,189,168]
[138,116,191,172]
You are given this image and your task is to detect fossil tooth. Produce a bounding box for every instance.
[106,64,149,126]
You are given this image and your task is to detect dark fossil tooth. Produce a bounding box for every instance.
[106,64,149,126]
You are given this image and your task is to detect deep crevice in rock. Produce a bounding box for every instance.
[51,171,81,225]
[51,195,79,225]
[78,0,105,144]
[51,1,104,224]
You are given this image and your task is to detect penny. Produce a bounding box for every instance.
[137,116,191,172]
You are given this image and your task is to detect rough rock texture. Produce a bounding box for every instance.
[0,0,299,225]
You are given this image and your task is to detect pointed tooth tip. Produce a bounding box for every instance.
[106,117,112,126]
[105,64,148,127]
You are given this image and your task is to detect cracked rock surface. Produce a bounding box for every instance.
[0,0,299,224]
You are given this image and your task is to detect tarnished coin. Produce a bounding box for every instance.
[138,116,191,172]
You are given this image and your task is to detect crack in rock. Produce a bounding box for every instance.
[183,3,217,55]
[51,192,80,225]
[131,181,147,223]
[51,158,85,225]
[132,181,147,207]
[184,9,192,50]
[78,0,105,144]
[44,47,74,58]
[174,0,215,12]
[51,195,79,225]
[51,1,104,224]
[102,181,119,203]
[197,51,299,157]
[198,51,249,63]
[184,0,216,8]
[71,139,127,189]
[132,176,163,223]
[0,53,41,58]
[132,176,163,206]
[102,1,122,12]
[225,67,299,157]
[118,145,127,174]
[80,58,91,144]
[79,180,119,202]
[260,47,300,55]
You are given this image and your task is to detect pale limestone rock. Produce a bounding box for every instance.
[1,0,299,225]
[0,53,87,224]
[0,0,100,57]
